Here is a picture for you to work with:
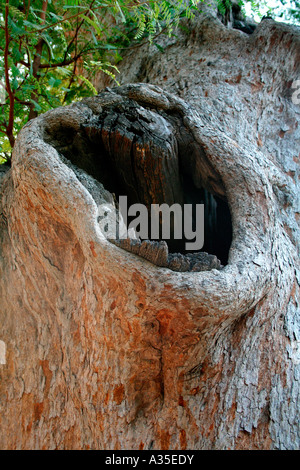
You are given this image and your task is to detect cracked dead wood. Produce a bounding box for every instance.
[0,11,299,450]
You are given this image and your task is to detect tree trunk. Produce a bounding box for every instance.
[0,9,299,450]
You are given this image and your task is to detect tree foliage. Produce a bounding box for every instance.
[243,0,300,23]
[0,0,299,162]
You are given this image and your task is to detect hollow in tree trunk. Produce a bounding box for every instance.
[0,11,299,450]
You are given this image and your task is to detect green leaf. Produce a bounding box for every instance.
[48,77,62,88]
[115,1,126,23]
[8,5,26,21]
[48,12,64,21]
[77,75,98,95]
[23,20,42,30]
[79,13,103,35]
[102,69,120,86]
[2,0,298,159]
[101,43,118,50]
[154,43,164,53]
[41,33,55,60]
[63,4,92,9]
[29,99,42,112]
[8,18,26,37]
[57,67,73,77]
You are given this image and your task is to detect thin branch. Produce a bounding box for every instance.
[38,53,82,69]
[14,71,30,94]
[63,59,78,105]
[25,4,107,35]
[28,0,48,121]
[25,0,31,21]
[64,0,97,61]
[23,0,146,36]
[15,97,32,106]
[4,0,15,148]
[38,42,95,69]
[19,60,30,67]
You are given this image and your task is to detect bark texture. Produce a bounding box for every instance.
[0,10,299,450]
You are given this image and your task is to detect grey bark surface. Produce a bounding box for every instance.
[0,9,299,450]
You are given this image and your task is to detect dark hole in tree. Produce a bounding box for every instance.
[181,174,232,265]
[44,113,232,267]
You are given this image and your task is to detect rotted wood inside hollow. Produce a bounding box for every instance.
[44,97,232,270]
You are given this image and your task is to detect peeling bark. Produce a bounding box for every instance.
[0,11,299,450]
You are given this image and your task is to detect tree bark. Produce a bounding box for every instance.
[0,9,299,450]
